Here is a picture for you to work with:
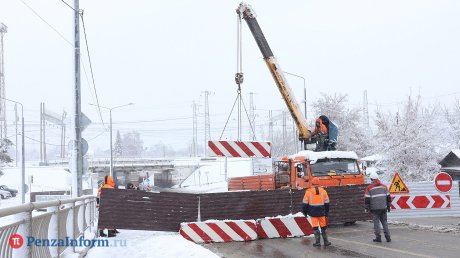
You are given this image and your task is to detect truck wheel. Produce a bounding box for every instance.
[344,221,356,226]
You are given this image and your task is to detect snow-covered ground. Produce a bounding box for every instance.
[85,230,219,258]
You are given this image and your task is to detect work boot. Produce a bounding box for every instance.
[385,235,391,242]
[322,228,331,246]
[373,235,382,242]
[108,230,116,237]
[99,229,107,237]
[313,229,321,247]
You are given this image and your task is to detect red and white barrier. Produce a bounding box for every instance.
[180,220,257,244]
[256,214,313,239]
[391,195,450,209]
[208,141,271,158]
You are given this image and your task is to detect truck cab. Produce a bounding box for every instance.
[275,150,364,189]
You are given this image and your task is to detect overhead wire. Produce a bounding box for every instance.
[79,11,105,127]
[19,0,73,46]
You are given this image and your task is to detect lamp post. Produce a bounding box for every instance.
[90,103,134,177]
[284,72,307,120]
[1,98,25,203]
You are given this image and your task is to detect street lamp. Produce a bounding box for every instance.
[284,71,307,120]
[90,103,134,177]
[1,98,25,204]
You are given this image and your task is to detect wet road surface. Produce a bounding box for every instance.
[203,220,460,258]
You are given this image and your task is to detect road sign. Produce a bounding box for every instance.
[391,195,450,209]
[81,138,88,156]
[389,172,409,194]
[434,172,453,193]
[81,112,92,132]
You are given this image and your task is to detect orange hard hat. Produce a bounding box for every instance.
[311,177,320,185]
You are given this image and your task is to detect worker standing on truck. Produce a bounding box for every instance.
[302,178,331,247]
[312,118,328,151]
[365,172,392,243]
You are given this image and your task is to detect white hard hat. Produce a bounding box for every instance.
[369,172,379,180]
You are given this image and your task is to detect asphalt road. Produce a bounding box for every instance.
[203,219,460,258]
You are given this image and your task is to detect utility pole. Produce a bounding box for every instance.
[363,90,369,130]
[14,104,18,166]
[40,102,47,164]
[249,92,256,140]
[71,0,83,198]
[269,110,273,143]
[0,23,7,139]
[61,111,67,159]
[192,101,197,157]
[282,111,287,153]
[203,91,212,156]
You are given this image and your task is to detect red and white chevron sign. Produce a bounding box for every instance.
[208,141,272,158]
[256,215,313,239]
[179,220,257,244]
[391,195,450,209]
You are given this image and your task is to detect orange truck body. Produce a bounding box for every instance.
[228,150,364,191]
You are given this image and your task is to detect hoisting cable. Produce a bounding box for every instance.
[220,10,257,141]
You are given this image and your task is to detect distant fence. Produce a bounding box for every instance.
[30,189,93,202]
[388,181,460,219]
[98,185,370,232]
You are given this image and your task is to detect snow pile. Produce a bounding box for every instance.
[263,212,305,220]
[1,167,72,191]
[389,221,460,235]
[291,150,358,164]
[85,230,219,258]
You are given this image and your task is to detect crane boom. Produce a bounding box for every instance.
[236,3,311,144]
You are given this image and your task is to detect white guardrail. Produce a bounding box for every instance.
[388,181,460,218]
[0,195,97,258]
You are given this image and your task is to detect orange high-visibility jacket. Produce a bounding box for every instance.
[102,176,115,189]
[314,118,328,135]
[303,186,330,217]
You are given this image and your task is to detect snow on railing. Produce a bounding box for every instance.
[0,195,96,258]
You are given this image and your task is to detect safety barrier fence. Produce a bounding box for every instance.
[388,181,460,218]
[0,195,96,258]
[98,185,370,232]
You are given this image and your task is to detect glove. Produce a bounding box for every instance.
[302,204,309,217]
[365,208,369,213]
[387,206,391,213]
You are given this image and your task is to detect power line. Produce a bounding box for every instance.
[86,130,107,141]
[20,0,73,46]
[23,134,62,146]
[79,11,105,127]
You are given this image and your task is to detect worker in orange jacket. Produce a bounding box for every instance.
[98,175,117,237]
[302,177,331,247]
[312,118,328,151]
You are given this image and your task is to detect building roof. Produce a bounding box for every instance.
[439,149,460,167]
[452,149,460,158]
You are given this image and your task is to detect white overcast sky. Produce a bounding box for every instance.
[1,0,460,153]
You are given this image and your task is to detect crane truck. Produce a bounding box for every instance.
[229,3,364,191]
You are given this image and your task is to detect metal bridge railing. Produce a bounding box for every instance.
[0,195,96,258]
